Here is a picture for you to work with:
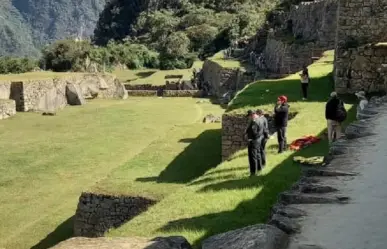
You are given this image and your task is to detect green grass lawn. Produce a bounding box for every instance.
[102,51,356,247]
[0,50,357,249]
[113,60,204,85]
[0,97,223,249]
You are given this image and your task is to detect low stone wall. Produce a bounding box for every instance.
[127,90,158,96]
[0,74,127,113]
[335,43,387,94]
[163,90,202,97]
[125,82,195,91]
[74,192,156,237]
[125,84,159,91]
[222,112,297,161]
[0,99,16,120]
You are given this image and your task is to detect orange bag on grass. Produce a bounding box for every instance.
[289,135,321,151]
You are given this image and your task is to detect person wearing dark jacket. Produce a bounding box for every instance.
[325,92,345,143]
[274,95,289,153]
[257,109,269,167]
[245,110,264,176]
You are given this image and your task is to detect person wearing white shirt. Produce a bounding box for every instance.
[355,91,368,120]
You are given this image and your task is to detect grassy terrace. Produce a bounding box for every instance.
[0,50,357,249]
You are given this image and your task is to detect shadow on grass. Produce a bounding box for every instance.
[136,71,156,78]
[30,216,73,249]
[159,105,356,248]
[137,129,222,184]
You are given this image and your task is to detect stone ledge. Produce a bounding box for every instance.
[127,90,158,96]
[0,99,16,120]
[74,192,156,237]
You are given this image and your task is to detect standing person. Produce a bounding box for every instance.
[274,95,289,153]
[299,65,310,100]
[245,110,264,176]
[257,109,269,167]
[325,92,346,143]
[355,91,369,120]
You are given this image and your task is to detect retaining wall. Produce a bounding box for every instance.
[334,0,387,93]
[74,192,156,237]
[0,99,16,120]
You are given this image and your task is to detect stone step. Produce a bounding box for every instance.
[303,168,358,177]
[279,191,350,205]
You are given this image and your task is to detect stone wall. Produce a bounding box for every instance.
[334,0,387,93]
[222,112,297,161]
[263,39,326,75]
[288,0,338,48]
[0,74,127,113]
[163,90,202,97]
[202,60,242,97]
[335,43,387,93]
[127,90,159,96]
[0,99,16,120]
[74,192,156,237]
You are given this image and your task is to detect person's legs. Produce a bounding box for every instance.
[277,127,285,153]
[327,119,333,143]
[254,140,262,172]
[301,83,308,99]
[260,138,268,167]
[333,120,342,140]
[283,127,288,151]
[247,142,255,175]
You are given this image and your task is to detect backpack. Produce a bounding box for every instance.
[336,101,347,123]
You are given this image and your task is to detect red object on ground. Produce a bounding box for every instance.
[289,135,321,151]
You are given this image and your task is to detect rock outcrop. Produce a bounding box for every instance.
[66,83,85,105]
[201,224,289,249]
[52,236,192,249]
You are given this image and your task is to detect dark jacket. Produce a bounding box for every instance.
[246,118,264,140]
[274,103,289,128]
[261,116,270,139]
[325,97,341,121]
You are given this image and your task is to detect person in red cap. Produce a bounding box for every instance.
[274,95,290,153]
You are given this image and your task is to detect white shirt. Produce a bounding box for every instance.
[356,99,369,119]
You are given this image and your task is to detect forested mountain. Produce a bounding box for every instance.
[93,0,279,56]
[0,0,106,57]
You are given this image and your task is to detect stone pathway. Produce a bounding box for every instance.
[269,96,387,249]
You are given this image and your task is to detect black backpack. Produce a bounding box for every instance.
[336,101,347,123]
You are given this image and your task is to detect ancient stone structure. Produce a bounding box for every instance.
[0,74,127,113]
[52,236,192,249]
[74,192,156,237]
[127,90,159,96]
[0,99,16,120]
[334,0,387,93]
[335,43,387,93]
[201,60,252,98]
[221,112,297,161]
[251,0,338,75]
[202,224,288,249]
[163,90,201,97]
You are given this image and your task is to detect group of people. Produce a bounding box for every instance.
[249,51,266,71]
[325,90,368,143]
[244,95,289,176]
[244,64,369,176]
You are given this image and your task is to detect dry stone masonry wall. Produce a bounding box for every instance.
[334,0,387,93]
[74,192,156,237]
[261,0,338,75]
[202,60,246,97]
[0,74,128,113]
[0,100,16,120]
[335,43,387,93]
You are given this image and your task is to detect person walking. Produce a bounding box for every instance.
[245,110,264,176]
[355,91,368,120]
[274,95,289,153]
[299,65,310,100]
[325,92,346,144]
[257,109,269,167]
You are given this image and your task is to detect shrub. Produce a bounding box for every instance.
[0,57,38,74]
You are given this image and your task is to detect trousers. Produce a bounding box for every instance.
[261,138,268,167]
[248,139,262,174]
[277,127,287,152]
[327,119,342,143]
[301,83,309,98]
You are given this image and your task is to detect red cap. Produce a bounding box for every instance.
[278,95,288,103]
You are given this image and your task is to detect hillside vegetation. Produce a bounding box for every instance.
[0,0,106,57]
